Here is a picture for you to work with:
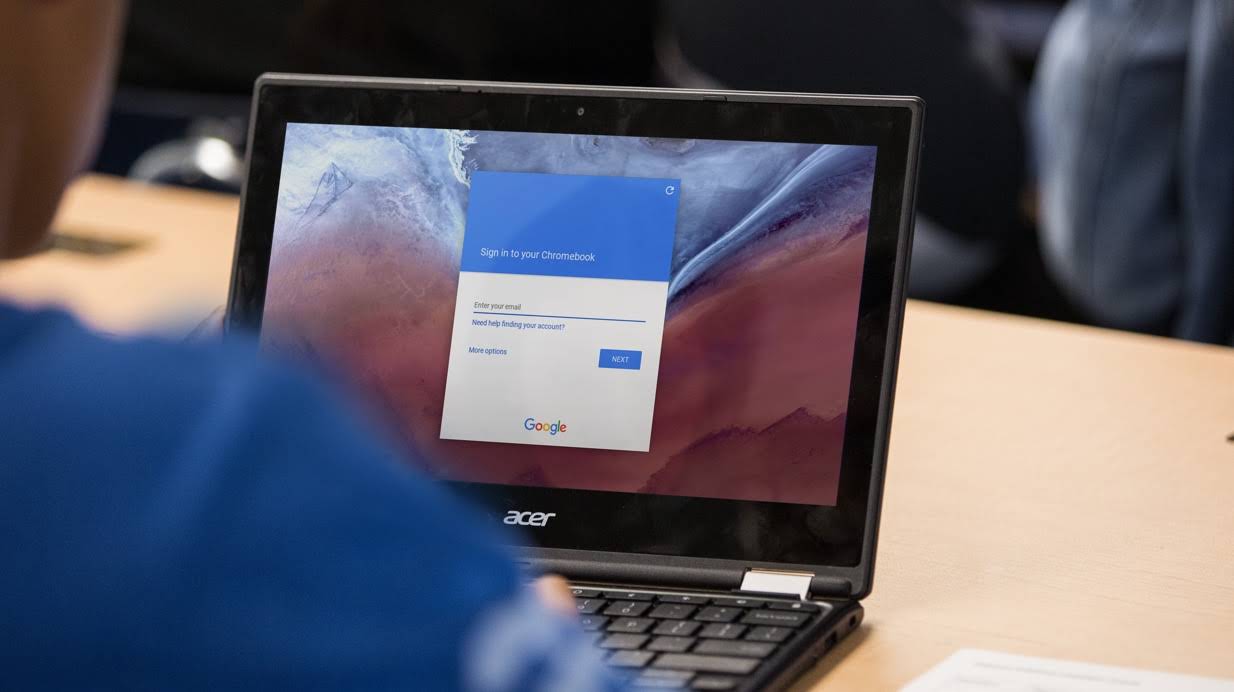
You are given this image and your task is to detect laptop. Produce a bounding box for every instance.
[227,74,922,691]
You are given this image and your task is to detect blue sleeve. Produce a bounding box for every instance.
[1030,0,1234,343]
[1178,0,1234,343]
[0,308,623,691]
[1030,0,1189,333]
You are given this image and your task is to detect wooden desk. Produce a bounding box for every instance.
[812,305,1234,689]
[0,175,238,334]
[4,175,1233,690]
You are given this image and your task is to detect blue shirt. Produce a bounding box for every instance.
[0,303,619,691]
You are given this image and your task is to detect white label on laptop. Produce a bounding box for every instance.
[901,649,1234,692]
[439,171,680,453]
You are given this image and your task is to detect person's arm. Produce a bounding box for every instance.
[1030,0,1190,334]
[161,363,620,690]
[1177,0,1234,344]
[0,316,620,690]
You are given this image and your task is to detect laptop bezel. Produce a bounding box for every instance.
[227,74,921,598]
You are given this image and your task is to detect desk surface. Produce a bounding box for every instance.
[3,176,1233,690]
[0,175,239,333]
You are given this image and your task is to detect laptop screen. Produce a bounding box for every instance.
[260,123,877,508]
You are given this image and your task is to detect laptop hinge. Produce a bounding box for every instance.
[739,569,815,599]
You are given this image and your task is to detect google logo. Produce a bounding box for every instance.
[524,417,568,435]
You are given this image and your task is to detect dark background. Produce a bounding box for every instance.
[95,1,1074,323]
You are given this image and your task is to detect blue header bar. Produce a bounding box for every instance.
[460,171,680,282]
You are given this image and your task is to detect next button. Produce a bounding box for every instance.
[598,349,642,370]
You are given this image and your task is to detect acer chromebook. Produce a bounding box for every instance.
[227,74,922,691]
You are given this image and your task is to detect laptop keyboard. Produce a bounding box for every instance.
[572,586,830,690]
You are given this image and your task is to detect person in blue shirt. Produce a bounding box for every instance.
[0,3,618,690]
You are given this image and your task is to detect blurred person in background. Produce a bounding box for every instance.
[0,2,617,689]
[1032,0,1234,344]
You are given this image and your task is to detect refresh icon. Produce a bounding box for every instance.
[664,185,676,196]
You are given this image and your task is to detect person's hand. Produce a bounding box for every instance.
[533,574,576,618]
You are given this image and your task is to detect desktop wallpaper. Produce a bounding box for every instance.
[262,123,877,506]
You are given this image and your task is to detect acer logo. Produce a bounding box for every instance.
[504,510,556,527]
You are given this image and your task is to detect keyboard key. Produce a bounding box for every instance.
[605,600,652,617]
[694,607,742,623]
[599,633,649,650]
[634,677,689,689]
[767,600,822,612]
[609,617,656,634]
[649,603,696,620]
[642,669,695,682]
[655,620,701,636]
[693,640,775,658]
[741,609,810,627]
[634,671,693,689]
[636,669,695,689]
[744,626,792,643]
[604,591,656,601]
[579,615,609,631]
[576,598,607,615]
[691,675,740,690]
[652,654,760,675]
[608,650,656,668]
[657,594,709,605]
[647,636,696,653]
[572,588,602,598]
[710,597,765,608]
[698,623,745,640]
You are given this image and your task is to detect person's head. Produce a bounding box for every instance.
[0,0,127,258]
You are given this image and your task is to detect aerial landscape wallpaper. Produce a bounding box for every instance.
[261,123,877,506]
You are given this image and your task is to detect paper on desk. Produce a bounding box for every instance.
[901,649,1234,692]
